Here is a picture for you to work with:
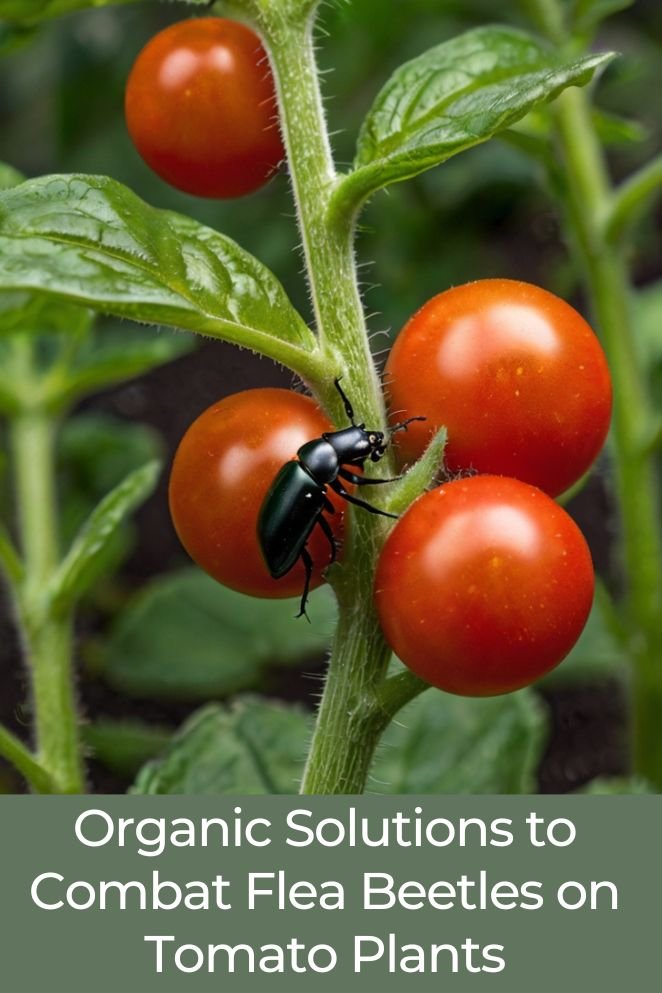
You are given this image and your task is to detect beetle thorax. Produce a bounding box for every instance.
[297,439,340,484]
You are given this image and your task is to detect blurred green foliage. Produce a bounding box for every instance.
[132,697,311,795]
[99,571,337,700]
[129,687,547,795]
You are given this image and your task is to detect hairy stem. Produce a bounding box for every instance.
[253,4,413,793]
[259,8,386,429]
[10,392,84,794]
[375,669,429,722]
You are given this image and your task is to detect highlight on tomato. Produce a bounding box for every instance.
[385,279,612,497]
[374,474,594,697]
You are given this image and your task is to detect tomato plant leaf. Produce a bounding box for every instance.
[99,569,336,700]
[132,698,310,795]
[373,684,545,794]
[50,459,161,609]
[0,175,318,372]
[333,27,613,213]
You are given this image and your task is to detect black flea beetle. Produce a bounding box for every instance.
[257,379,423,617]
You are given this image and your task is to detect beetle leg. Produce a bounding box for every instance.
[333,377,356,425]
[338,467,402,486]
[317,513,338,564]
[330,479,398,519]
[323,494,336,514]
[297,547,314,621]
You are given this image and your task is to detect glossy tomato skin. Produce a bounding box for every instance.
[169,389,345,598]
[125,18,284,198]
[375,475,594,696]
[385,279,612,497]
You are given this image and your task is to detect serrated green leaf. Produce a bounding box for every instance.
[51,459,161,609]
[83,719,171,777]
[132,698,311,795]
[372,684,546,794]
[0,175,317,371]
[100,569,336,700]
[334,27,613,212]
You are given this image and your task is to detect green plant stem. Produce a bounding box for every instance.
[10,408,84,793]
[258,9,386,429]
[375,669,429,721]
[253,4,412,794]
[553,86,662,786]
[0,722,53,793]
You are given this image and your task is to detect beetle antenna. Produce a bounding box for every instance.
[390,416,426,435]
[333,377,356,425]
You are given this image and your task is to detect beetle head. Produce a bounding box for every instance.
[367,431,387,462]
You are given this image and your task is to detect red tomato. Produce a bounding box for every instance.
[374,475,594,696]
[169,389,345,598]
[385,279,612,497]
[125,18,284,198]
